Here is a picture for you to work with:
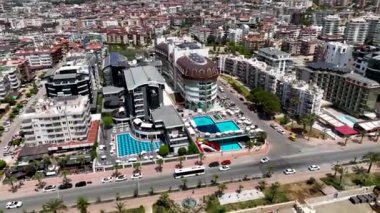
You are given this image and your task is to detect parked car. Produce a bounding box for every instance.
[308,165,320,171]
[219,165,230,171]
[43,185,57,192]
[101,177,114,183]
[208,161,220,168]
[75,181,87,188]
[58,183,73,190]
[131,173,143,180]
[221,160,231,165]
[115,175,127,182]
[5,201,23,209]
[260,157,270,164]
[283,168,296,175]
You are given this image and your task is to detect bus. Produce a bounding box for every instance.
[174,166,205,178]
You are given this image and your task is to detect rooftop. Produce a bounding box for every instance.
[344,73,380,87]
[124,66,165,91]
[176,42,201,50]
[151,105,184,128]
[257,47,291,59]
[102,86,124,95]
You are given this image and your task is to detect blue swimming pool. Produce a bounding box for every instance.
[117,133,161,157]
[193,115,240,133]
[338,115,357,127]
[220,141,242,151]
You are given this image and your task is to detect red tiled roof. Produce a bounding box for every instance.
[335,125,358,136]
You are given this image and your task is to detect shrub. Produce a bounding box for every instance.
[187,142,199,154]
[178,147,187,156]
[158,145,169,157]
[306,177,316,185]
[0,160,6,170]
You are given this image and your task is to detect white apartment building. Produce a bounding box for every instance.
[21,96,91,145]
[276,75,323,116]
[322,15,341,36]
[219,55,324,116]
[344,18,368,45]
[364,15,379,43]
[323,42,354,69]
[0,71,10,100]
[228,28,243,43]
[255,47,292,74]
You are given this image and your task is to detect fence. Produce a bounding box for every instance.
[231,201,296,213]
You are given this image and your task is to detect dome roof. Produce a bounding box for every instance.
[176,53,219,81]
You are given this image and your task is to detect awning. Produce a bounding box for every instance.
[357,120,380,131]
[188,127,195,135]
[133,118,142,125]
[318,113,344,128]
[141,122,153,128]
[335,125,358,136]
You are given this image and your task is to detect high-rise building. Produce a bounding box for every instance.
[21,96,91,145]
[322,42,354,69]
[321,15,341,36]
[255,47,292,73]
[364,16,379,44]
[344,18,368,45]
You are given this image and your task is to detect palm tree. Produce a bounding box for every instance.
[258,180,267,191]
[156,159,164,172]
[338,166,348,186]
[76,196,89,213]
[363,152,380,173]
[198,153,204,165]
[42,155,51,167]
[245,140,254,152]
[289,97,299,126]
[212,174,219,184]
[352,165,367,175]
[359,130,366,144]
[133,162,141,174]
[113,201,126,213]
[312,182,325,193]
[265,182,281,203]
[299,116,308,134]
[217,183,227,196]
[113,162,120,177]
[178,156,185,168]
[3,175,16,191]
[237,185,244,193]
[42,199,67,213]
[331,162,341,177]
[375,129,380,142]
[181,179,188,190]
[60,170,71,184]
[77,155,87,171]
[32,172,45,188]
[344,136,350,146]
[307,113,317,140]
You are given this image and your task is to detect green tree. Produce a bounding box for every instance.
[3,175,16,191]
[212,174,219,184]
[237,184,244,193]
[114,201,126,213]
[113,162,120,177]
[60,170,71,184]
[258,180,267,191]
[41,199,67,213]
[177,147,187,156]
[299,115,309,133]
[178,156,185,168]
[154,192,175,211]
[133,162,141,173]
[158,145,169,157]
[76,196,89,213]
[217,183,227,196]
[312,182,325,193]
[265,182,281,203]
[332,162,341,177]
[363,152,380,173]
[101,116,113,128]
[187,142,199,154]
[247,88,281,117]
[198,153,204,165]
[32,172,45,188]
[306,113,317,140]
[77,155,87,170]
[246,140,254,152]
[338,166,348,186]
[344,136,350,145]
[359,130,366,144]
[0,159,7,170]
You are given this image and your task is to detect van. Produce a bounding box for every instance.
[218,86,224,92]
[128,157,137,163]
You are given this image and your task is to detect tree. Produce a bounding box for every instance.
[306,113,317,140]
[258,180,267,191]
[237,185,244,193]
[299,116,309,133]
[246,140,254,152]
[289,97,299,122]
[113,162,120,177]
[198,153,204,165]
[0,159,6,170]
[60,170,71,184]
[177,156,185,169]
[114,201,126,213]
[187,142,199,154]
[332,162,341,177]
[344,136,350,145]
[359,130,366,144]
[312,182,325,193]
[217,183,227,196]
[363,152,380,173]
[181,178,188,190]
[338,166,348,186]
[212,174,219,184]
[265,182,281,203]
[77,155,87,171]
[76,196,89,213]
[33,172,45,188]
[154,192,175,211]
[156,158,164,172]
[101,116,113,128]
[41,199,67,213]
[133,162,141,173]
[247,88,281,117]
[177,147,187,156]
[158,145,169,157]
[3,175,16,191]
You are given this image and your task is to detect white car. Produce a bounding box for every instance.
[131,173,143,179]
[308,165,321,171]
[277,129,286,135]
[115,175,127,182]
[101,177,114,183]
[260,157,270,163]
[43,185,57,192]
[219,165,231,171]
[283,168,296,175]
[5,201,23,209]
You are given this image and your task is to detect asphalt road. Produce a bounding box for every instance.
[3,145,379,212]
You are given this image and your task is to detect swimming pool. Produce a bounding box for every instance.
[220,141,242,151]
[338,115,357,127]
[117,133,161,157]
[193,115,240,133]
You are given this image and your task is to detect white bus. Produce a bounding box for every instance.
[174,166,205,178]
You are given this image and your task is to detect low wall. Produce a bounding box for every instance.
[231,201,296,213]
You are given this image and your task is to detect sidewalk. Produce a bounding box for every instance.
[0,144,270,200]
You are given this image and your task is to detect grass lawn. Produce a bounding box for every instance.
[221,75,250,97]
[320,172,380,191]
[282,181,324,202]
[108,44,144,60]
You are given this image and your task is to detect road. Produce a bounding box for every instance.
[3,145,380,212]
[0,87,46,158]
